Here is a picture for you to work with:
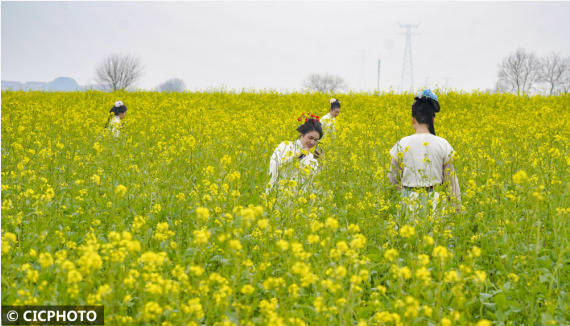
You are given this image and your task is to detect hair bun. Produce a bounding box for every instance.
[114,101,124,108]
[433,102,441,113]
[330,98,337,104]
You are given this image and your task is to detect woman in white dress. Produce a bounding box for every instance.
[387,90,461,214]
[320,98,340,135]
[105,101,127,137]
[267,116,324,194]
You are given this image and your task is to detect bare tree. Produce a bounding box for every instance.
[95,54,143,91]
[304,73,347,93]
[563,69,570,94]
[497,49,541,95]
[539,53,570,95]
[157,78,186,92]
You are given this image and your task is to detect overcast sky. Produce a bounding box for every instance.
[2,1,570,92]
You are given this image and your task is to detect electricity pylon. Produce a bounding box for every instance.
[399,24,419,92]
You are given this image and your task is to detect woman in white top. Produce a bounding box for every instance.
[320,98,340,135]
[388,90,461,213]
[105,101,127,137]
[267,116,324,193]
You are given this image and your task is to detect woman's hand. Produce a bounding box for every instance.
[314,147,324,159]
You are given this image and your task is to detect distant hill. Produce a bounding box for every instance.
[2,77,81,91]
[1,80,26,90]
[49,77,80,91]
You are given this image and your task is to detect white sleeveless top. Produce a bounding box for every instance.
[267,139,319,191]
[108,116,122,137]
[320,113,336,134]
[389,133,454,187]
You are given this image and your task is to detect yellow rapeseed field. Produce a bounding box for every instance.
[1,91,569,325]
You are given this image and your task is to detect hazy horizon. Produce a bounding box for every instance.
[2,1,570,92]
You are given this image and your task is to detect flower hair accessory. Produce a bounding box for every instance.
[415,89,438,102]
[114,101,124,107]
[330,98,338,104]
[297,112,320,123]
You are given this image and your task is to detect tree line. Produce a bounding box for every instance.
[94,51,569,95]
[496,49,569,95]
[94,54,347,93]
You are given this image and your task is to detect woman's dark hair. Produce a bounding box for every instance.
[330,100,341,110]
[412,96,440,135]
[105,104,127,128]
[297,118,323,139]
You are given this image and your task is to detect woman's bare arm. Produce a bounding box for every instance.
[387,157,402,189]
[443,161,461,208]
